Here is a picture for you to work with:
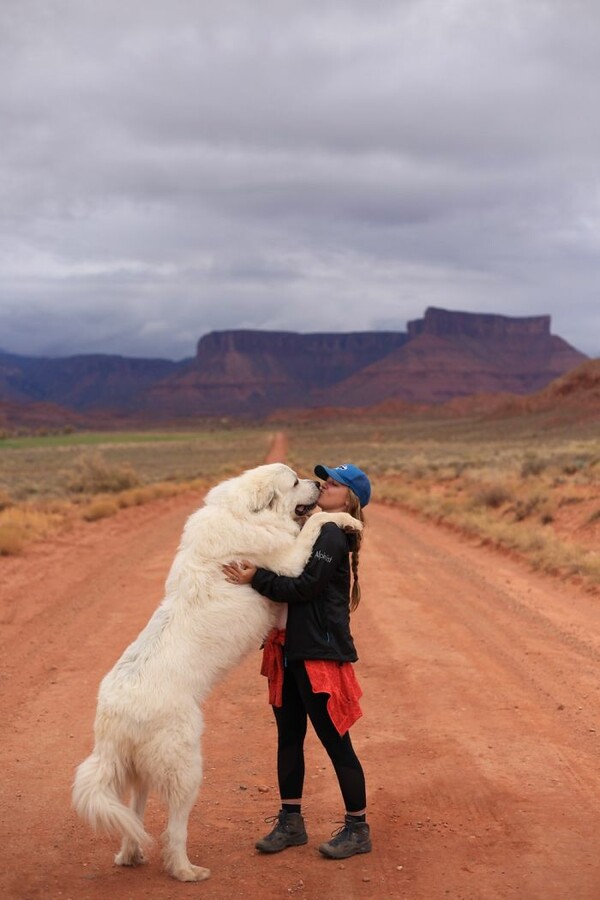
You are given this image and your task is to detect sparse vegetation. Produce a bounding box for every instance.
[0,428,272,501]
[67,452,141,494]
[286,414,600,588]
[0,489,13,512]
[1,417,598,589]
[473,484,512,509]
[0,426,273,554]
[0,505,65,555]
[521,455,548,478]
[0,523,27,556]
[82,497,120,521]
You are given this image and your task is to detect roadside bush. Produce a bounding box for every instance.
[67,452,141,494]
[558,495,584,507]
[473,484,512,509]
[521,456,547,478]
[562,456,590,476]
[513,496,541,521]
[0,489,13,511]
[0,523,27,555]
[117,481,192,509]
[82,498,120,521]
[0,505,61,553]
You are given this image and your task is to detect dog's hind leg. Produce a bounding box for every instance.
[115,780,149,867]
[161,749,210,882]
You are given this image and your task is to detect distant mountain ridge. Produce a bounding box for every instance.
[0,351,180,410]
[0,308,588,419]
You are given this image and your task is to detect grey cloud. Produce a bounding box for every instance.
[1,0,599,360]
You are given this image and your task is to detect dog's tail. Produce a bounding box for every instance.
[72,746,150,848]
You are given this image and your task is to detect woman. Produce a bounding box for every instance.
[223,463,372,860]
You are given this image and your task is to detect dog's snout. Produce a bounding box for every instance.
[314,480,321,490]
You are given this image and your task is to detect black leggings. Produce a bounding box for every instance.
[273,659,366,812]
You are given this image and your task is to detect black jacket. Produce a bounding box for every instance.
[251,523,358,662]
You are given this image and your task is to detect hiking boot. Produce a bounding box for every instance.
[255,810,308,853]
[318,816,372,859]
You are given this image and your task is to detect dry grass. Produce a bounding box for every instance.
[2,416,598,586]
[82,497,121,521]
[286,416,600,588]
[0,426,274,554]
[0,505,66,555]
[0,427,272,501]
[0,523,27,556]
[0,489,13,512]
[0,476,211,553]
[67,452,141,494]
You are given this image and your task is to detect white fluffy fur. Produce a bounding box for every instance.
[72,463,361,882]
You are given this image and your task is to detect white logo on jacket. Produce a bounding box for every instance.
[314,550,333,563]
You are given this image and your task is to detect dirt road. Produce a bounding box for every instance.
[1,448,600,899]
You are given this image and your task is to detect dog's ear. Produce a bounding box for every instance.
[248,480,277,513]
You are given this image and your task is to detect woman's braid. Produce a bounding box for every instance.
[346,492,365,611]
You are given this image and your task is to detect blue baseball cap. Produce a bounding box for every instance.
[314,463,371,508]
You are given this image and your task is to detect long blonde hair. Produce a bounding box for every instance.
[345,491,365,611]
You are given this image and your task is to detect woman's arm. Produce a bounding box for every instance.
[250,524,347,604]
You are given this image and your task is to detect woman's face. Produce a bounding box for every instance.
[317,477,350,513]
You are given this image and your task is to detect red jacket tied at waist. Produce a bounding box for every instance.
[260,627,363,736]
[260,627,286,707]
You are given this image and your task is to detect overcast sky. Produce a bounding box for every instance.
[1,0,599,360]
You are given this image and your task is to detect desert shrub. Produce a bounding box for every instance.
[0,505,61,551]
[82,498,120,521]
[521,456,547,478]
[438,461,470,481]
[561,457,590,476]
[121,487,150,507]
[117,484,166,509]
[405,465,426,480]
[473,484,512,509]
[0,489,13,511]
[0,523,27,555]
[452,461,470,478]
[513,496,542,521]
[67,452,141,494]
[558,495,584,507]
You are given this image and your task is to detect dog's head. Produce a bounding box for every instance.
[205,463,319,518]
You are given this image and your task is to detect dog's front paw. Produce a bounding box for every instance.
[332,513,363,533]
[342,522,362,533]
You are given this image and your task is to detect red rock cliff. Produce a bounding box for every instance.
[407,307,551,339]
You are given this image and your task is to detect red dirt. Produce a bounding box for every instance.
[2,437,600,898]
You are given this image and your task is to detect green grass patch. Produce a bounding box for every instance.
[0,430,211,450]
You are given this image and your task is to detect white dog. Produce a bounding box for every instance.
[72,463,361,882]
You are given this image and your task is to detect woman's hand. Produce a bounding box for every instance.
[222,560,257,585]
